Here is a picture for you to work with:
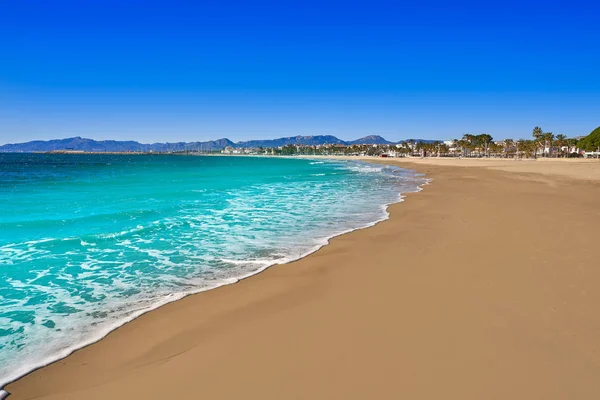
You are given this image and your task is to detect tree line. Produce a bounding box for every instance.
[447,128,580,158]
[264,126,595,158]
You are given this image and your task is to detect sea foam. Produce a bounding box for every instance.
[0,154,427,389]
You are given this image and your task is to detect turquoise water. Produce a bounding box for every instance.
[0,154,426,388]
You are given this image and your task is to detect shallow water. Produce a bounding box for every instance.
[0,154,426,387]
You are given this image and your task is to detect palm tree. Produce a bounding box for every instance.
[439,143,449,157]
[532,126,544,158]
[476,134,493,157]
[487,142,501,157]
[555,134,567,157]
[450,139,458,156]
[504,139,515,158]
[566,138,578,156]
[542,132,555,157]
[461,134,476,157]
[517,139,536,158]
[527,139,539,158]
[406,140,415,156]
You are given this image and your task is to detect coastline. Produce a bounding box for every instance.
[0,157,425,394]
[6,157,600,399]
[0,157,424,392]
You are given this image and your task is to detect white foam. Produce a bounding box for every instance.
[220,258,274,267]
[96,225,146,239]
[0,160,430,392]
[345,164,383,173]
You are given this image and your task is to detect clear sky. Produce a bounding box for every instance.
[1,0,599,144]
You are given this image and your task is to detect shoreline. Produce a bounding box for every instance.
[1,158,427,395]
[6,158,600,399]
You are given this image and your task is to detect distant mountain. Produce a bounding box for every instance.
[146,138,236,152]
[0,137,145,153]
[347,135,393,145]
[0,135,444,153]
[398,138,441,144]
[235,135,346,148]
[0,137,236,153]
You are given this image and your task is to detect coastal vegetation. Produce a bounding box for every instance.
[262,126,590,159]
[577,126,600,151]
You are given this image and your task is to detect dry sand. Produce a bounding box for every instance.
[6,158,600,399]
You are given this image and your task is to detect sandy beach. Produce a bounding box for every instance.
[6,158,600,399]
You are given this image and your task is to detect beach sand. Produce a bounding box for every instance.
[6,158,600,399]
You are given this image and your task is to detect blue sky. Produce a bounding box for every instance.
[1,0,599,144]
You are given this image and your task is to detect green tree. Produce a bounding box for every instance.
[476,134,493,157]
[518,139,537,158]
[461,134,476,157]
[438,143,449,156]
[566,138,578,155]
[542,132,554,157]
[488,142,502,157]
[457,139,468,157]
[503,139,515,157]
[280,144,297,155]
[555,134,567,157]
[532,126,544,158]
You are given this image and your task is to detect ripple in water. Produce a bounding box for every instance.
[0,154,427,388]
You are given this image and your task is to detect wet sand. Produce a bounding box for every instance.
[7,158,600,399]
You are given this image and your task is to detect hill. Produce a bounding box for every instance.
[577,126,600,151]
[0,135,444,153]
[347,135,393,145]
[0,137,236,153]
[0,137,148,153]
[398,138,440,144]
[235,135,346,148]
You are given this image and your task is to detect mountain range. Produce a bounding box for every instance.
[0,135,439,153]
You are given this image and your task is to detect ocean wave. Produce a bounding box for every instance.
[0,156,428,390]
[345,164,383,173]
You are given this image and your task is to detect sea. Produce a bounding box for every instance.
[0,154,426,389]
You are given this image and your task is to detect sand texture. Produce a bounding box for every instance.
[7,158,600,399]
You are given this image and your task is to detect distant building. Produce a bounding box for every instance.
[444,140,458,153]
[221,146,235,154]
